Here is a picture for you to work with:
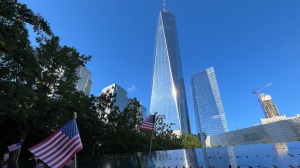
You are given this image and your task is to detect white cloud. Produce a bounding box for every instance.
[128,85,137,93]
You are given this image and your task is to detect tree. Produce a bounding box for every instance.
[0,0,91,160]
[209,144,221,148]
[261,136,273,144]
[0,0,184,159]
[96,98,146,154]
[180,132,202,149]
[150,115,183,151]
[93,98,183,154]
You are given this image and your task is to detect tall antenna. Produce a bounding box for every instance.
[163,0,167,11]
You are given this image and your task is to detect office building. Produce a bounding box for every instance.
[102,84,147,117]
[102,84,129,112]
[191,67,229,143]
[150,6,190,134]
[207,114,300,147]
[261,115,286,124]
[75,66,92,96]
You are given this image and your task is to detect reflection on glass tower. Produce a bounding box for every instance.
[273,142,288,157]
[191,67,229,143]
[150,7,190,133]
[75,66,92,96]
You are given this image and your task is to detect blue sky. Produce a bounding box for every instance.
[20,0,300,134]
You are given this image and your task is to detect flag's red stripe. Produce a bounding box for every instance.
[139,125,154,128]
[140,122,153,125]
[139,122,154,130]
[139,126,153,129]
[139,115,155,131]
[53,147,82,168]
[139,126,153,128]
[53,146,82,168]
[48,140,82,168]
[58,147,82,168]
[139,127,153,131]
[33,132,68,158]
[28,130,61,152]
[47,141,82,167]
[49,141,82,168]
[38,134,70,161]
[28,119,83,168]
[31,135,82,168]
[44,136,81,164]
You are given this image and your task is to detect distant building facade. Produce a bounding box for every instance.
[75,66,92,96]
[261,115,287,124]
[150,8,190,134]
[140,106,148,121]
[207,114,300,147]
[101,84,147,117]
[260,93,280,118]
[102,84,129,112]
[191,67,229,143]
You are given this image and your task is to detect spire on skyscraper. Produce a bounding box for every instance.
[163,0,167,11]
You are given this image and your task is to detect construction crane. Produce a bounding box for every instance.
[252,83,272,117]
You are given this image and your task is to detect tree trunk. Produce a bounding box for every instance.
[91,142,96,156]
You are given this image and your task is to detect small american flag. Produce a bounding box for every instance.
[139,115,155,131]
[28,119,82,168]
[3,152,9,161]
[7,142,22,152]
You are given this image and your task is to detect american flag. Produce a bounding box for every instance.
[28,119,82,168]
[7,142,22,152]
[139,115,155,131]
[3,152,9,160]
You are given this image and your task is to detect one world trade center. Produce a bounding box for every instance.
[150,5,191,134]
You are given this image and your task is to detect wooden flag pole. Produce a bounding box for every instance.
[73,112,78,168]
[16,140,23,167]
[2,152,9,167]
[148,130,154,155]
[148,113,157,155]
[34,156,37,166]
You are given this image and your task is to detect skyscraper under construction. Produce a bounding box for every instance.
[260,94,280,118]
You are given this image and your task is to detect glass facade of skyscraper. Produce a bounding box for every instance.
[191,67,228,142]
[75,66,92,96]
[101,83,147,118]
[150,9,190,133]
